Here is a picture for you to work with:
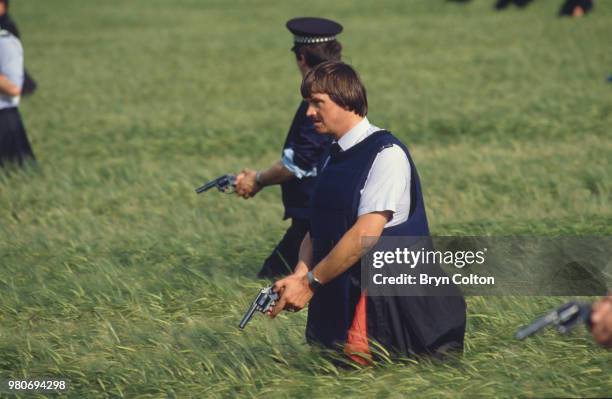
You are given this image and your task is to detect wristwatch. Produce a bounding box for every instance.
[307,271,322,291]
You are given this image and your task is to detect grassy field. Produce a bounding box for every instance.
[1,0,611,397]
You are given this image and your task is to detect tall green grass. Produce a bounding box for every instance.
[1,0,611,397]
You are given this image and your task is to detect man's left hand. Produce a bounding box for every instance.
[269,273,314,318]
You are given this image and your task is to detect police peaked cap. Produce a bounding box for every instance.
[286,17,343,45]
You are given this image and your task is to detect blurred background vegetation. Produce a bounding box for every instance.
[0,0,610,397]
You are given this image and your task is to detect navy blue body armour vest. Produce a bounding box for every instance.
[307,130,466,356]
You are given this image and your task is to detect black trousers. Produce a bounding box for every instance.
[257,218,309,278]
[0,107,35,167]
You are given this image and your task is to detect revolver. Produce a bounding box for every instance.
[195,174,236,194]
[239,286,279,329]
[515,301,592,340]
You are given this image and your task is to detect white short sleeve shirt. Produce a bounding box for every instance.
[330,117,411,228]
[0,30,23,109]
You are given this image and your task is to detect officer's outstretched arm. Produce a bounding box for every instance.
[257,160,296,186]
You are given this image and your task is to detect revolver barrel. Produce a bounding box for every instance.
[516,312,558,340]
[195,180,218,194]
[195,174,236,194]
[239,304,258,329]
[515,301,591,340]
[238,287,279,329]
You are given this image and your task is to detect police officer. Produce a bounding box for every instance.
[0,22,34,167]
[0,0,36,95]
[269,62,466,363]
[235,18,343,279]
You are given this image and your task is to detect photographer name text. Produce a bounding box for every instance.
[372,273,495,286]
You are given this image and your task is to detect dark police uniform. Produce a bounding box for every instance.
[0,28,34,167]
[307,130,466,358]
[257,18,342,278]
[258,101,331,277]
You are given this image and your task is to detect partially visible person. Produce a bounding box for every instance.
[494,0,594,15]
[591,294,612,348]
[235,17,342,279]
[0,0,36,95]
[0,24,34,167]
[495,0,534,10]
[559,0,593,17]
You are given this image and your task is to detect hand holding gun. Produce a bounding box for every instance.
[195,174,236,194]
[591,294,612,348]
[239,286,279,329]
[515,301,592,340]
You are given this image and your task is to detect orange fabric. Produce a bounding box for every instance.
[344,292,372,365]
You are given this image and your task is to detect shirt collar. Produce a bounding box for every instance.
[336,117,370,151]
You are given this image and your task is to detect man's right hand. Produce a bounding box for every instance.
[591,294,612,348]
[269,269,313,318]
[235,168,261,199]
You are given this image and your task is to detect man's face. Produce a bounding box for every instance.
[305,92,347,135]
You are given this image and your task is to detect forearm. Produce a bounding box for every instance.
[257,160,295,187]
[311,212,390,284]
[311,226,364,284]
[294,232,313,276]
[0,75,20,97]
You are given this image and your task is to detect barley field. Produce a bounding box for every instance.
[0,0,611,397]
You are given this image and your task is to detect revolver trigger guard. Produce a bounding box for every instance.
[217,185,235,194]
